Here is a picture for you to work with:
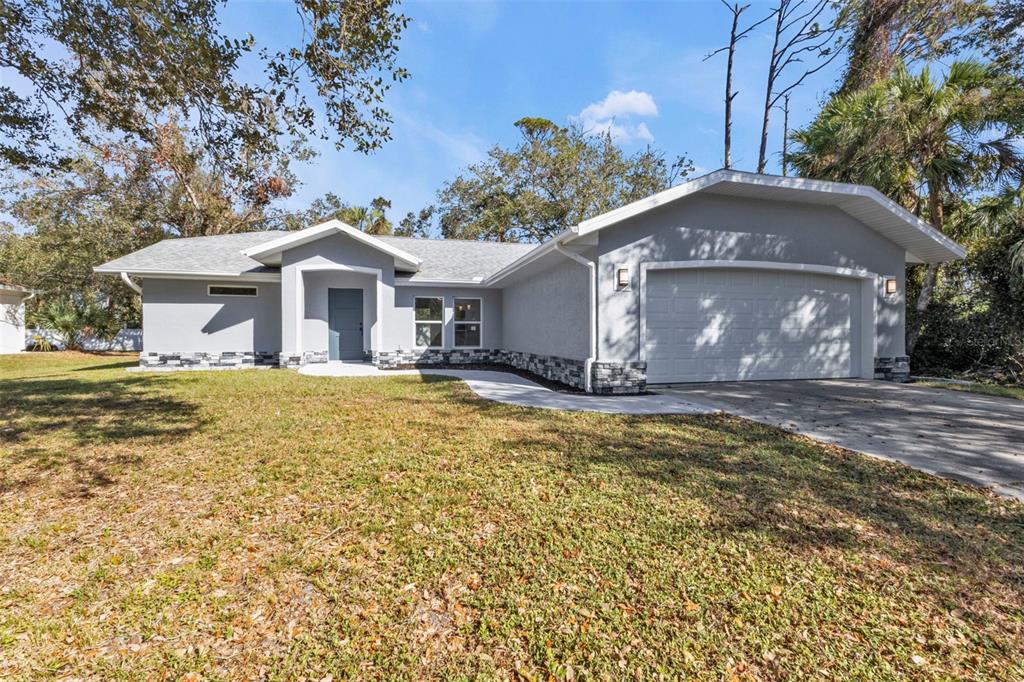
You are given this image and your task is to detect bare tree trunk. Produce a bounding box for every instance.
[706,2,764,170]
[905,184,944,355]
[723,6,740,169]
[757,0,785,173]
[780,93,790,176]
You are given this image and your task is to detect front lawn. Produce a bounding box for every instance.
[2,353,1022,680]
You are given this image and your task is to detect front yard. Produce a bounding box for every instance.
[1,353,1022,680]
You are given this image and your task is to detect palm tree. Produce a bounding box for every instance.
[31,295,117,351]
[790,61,1024,353]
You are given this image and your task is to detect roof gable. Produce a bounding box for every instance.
[243,220,423,270]
[576,169,965,263]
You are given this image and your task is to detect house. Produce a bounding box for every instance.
[0,283,35,354]
[95,170,965,393]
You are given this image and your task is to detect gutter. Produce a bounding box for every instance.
[553,241,597,393]
[120,272,143,295]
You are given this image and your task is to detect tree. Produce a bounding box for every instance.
[972,0,1024,97]
[791,61,1024,353]
[912,189,1024,382]
[436,118,693,243]
[757,0,845,173]
[286,193,395,235]
[29,295,119,351]
[0,128,306,325]
[835,0,985,94]
[0,0,409,176]
[397,206,435,238]
[704,2,773,169]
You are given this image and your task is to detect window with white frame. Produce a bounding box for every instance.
[208,284,258,297]
[414,297,443,347]
[453,298,481,347]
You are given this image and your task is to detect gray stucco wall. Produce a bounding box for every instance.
[280,233,395,354]
[596,193,907,361]
[392,286,502,350]
[300,270,378,354]
[142,278,281,353]
[501,256,590,361]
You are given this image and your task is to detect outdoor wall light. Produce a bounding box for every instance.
[617,267,630,288]
[885,277,898,295]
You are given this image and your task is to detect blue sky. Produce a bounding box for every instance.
[225,0,846,232]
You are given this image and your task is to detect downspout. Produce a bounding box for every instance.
[554,241,597,393]
[120,272,143,295]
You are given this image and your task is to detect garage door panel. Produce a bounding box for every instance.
[645,268,860,383]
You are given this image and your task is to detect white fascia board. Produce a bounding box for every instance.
[576,171,728,235]
[242,219,423,269]
[483,229,575,286]
[93,267,282,282]
[858,186,967,260]
[574,169,966,262]
[393,277,486,287]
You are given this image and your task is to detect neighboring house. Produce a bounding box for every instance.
[95,170,965,393]
[0,283,35,354]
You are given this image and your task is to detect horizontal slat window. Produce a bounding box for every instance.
[208,285,258,297]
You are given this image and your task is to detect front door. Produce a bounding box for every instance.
[328,288,364,361]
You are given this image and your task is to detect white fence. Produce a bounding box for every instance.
[26,327,143,352]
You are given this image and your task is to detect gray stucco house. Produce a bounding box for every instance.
[95,170,965,393]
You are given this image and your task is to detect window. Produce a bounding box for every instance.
[208,285,258,297]
[454,298,481,347]
[414,297,443,347]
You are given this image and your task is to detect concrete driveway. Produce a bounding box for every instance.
[661,380,1024,500]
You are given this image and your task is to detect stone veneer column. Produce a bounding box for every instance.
[589,361,647,395]
[874,356,910,382]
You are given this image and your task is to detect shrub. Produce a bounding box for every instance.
[30,295,118,351]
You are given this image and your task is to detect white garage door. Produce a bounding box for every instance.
[645,268,860,383]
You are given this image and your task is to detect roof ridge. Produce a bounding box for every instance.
[377,235,537,247]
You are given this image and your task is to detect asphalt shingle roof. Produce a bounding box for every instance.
[377,236,535,281]
[96,231,537,282]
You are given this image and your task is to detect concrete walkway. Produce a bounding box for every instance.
[663,379,1024,500]
[298,362,714,415]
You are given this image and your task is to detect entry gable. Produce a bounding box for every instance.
[243,219,422,271]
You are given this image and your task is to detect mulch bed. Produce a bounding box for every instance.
[387,362,585,393]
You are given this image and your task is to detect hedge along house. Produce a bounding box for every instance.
[95,170,965,393]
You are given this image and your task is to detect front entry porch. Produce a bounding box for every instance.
[281,264,383,367]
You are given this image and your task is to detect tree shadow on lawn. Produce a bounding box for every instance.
[554,412,1024,599]
[0,372,206,497]
[412,377,1024,604]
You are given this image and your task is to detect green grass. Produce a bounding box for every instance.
[2,353,1023,680]
[916,379,1024,401]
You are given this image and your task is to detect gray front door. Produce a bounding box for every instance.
[328,288,364,361]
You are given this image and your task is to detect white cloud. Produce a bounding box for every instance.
[572,90,659,144]
[578,89,658,121]
[395,112,486,166]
